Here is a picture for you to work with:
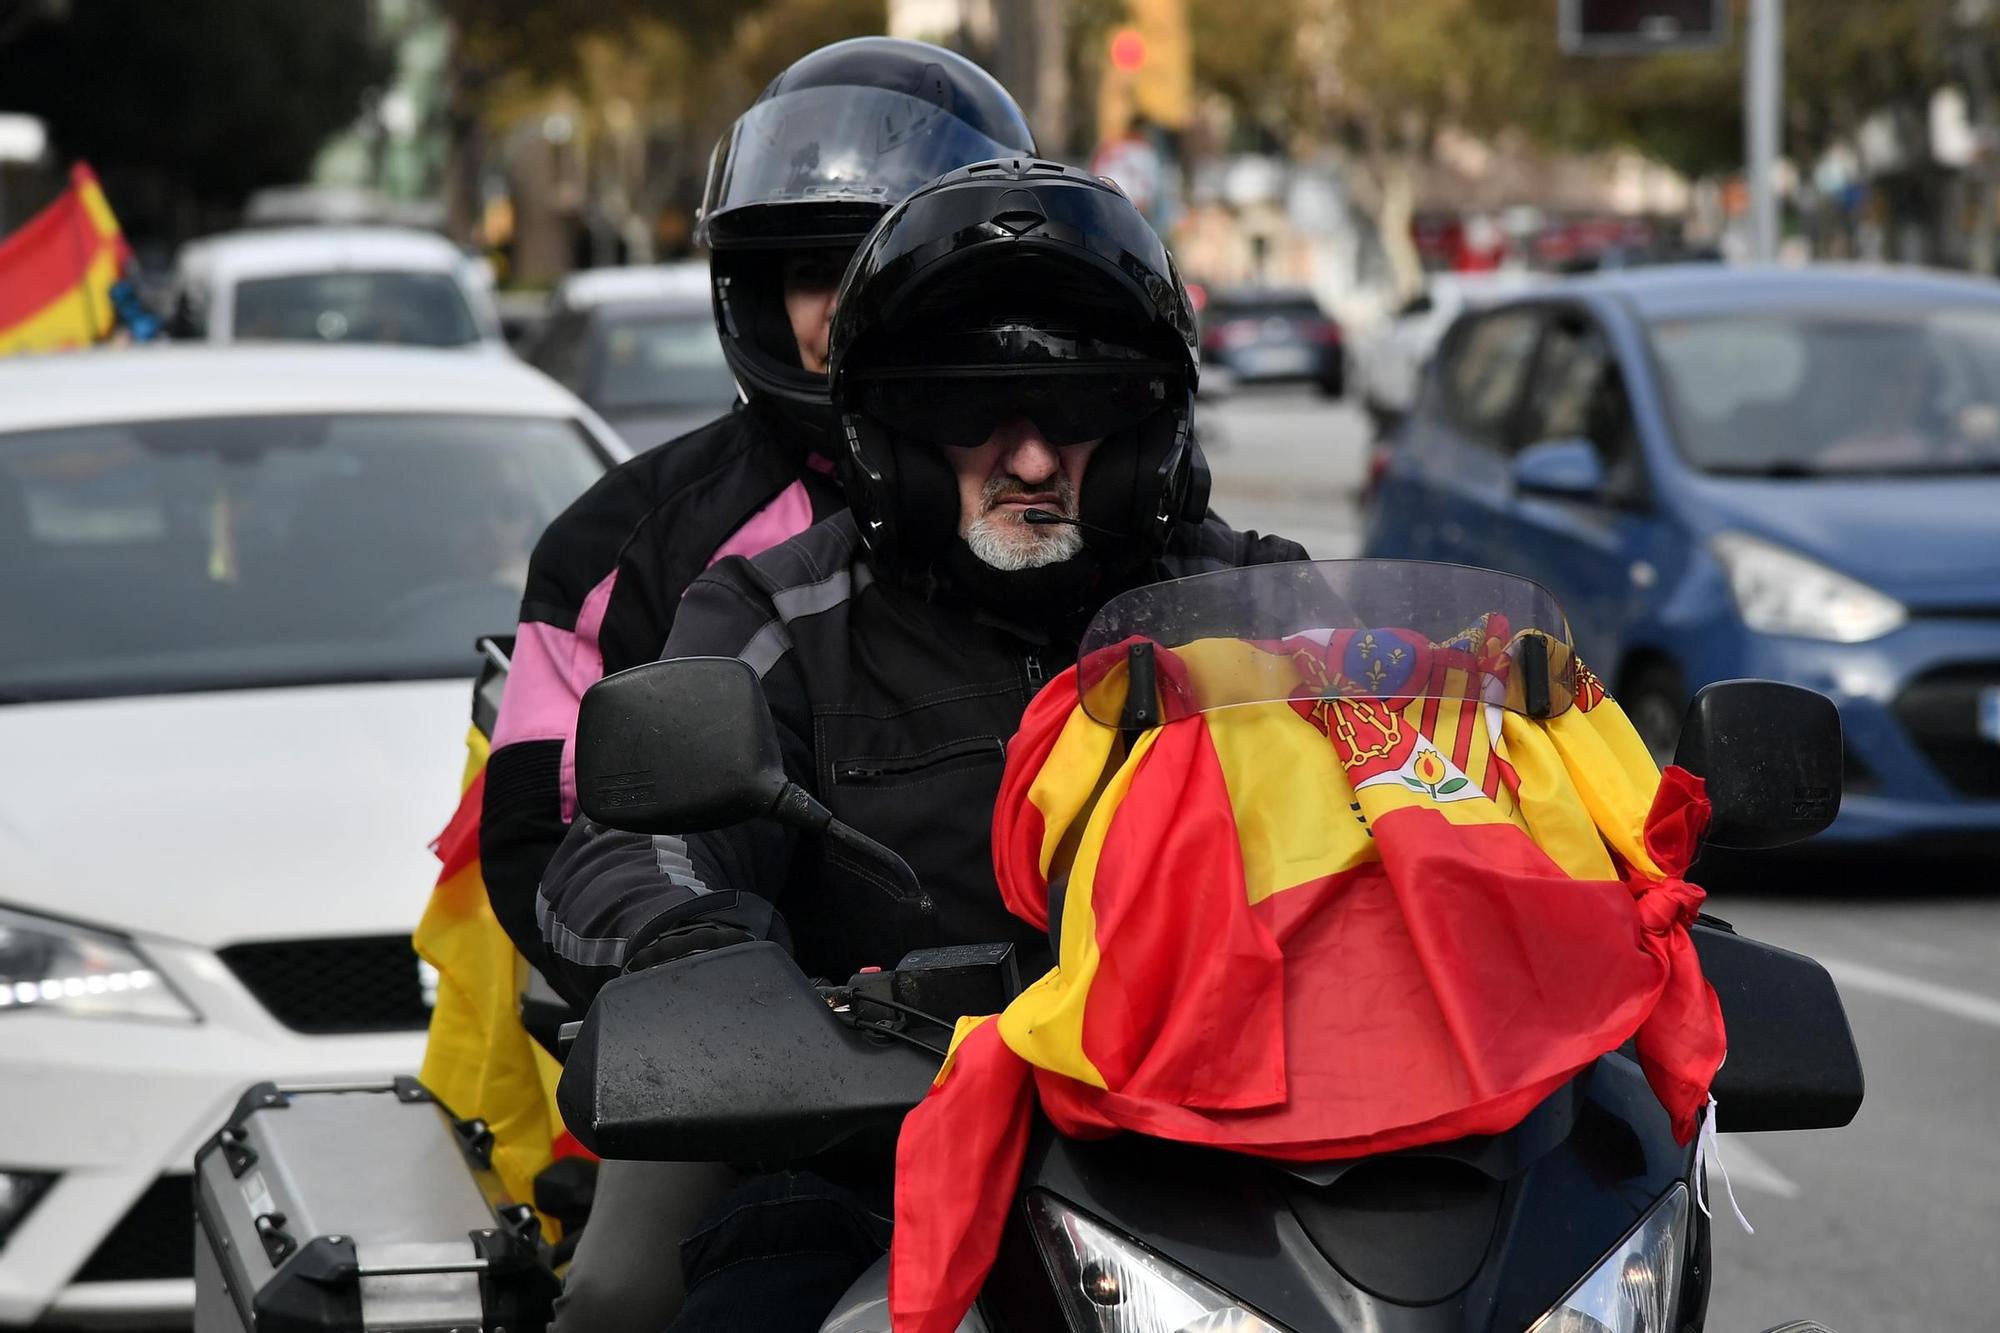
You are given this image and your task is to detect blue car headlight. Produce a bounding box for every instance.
[1711,532,1905,643]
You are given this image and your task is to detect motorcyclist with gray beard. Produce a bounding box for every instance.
[539,159,1308,1331]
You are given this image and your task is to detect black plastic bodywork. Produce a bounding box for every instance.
[567,923,1862,1331]
[564,926,1862,1160]
[558,942,940,1161]
[1693,920,1864,1131]
[981,1056,1702,1333]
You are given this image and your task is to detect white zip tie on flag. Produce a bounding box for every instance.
[1694,1093,1754,1234]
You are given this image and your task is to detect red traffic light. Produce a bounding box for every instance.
[1109,27,1147,71]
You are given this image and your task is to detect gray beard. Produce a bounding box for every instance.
[962,475,1084,571]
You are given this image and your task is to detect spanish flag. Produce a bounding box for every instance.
[413,727,580,1235]
[0,163,133,356]
[890,625,1725,1332]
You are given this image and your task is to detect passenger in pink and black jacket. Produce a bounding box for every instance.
[482,401,845,989]
[481,45,1038,1333]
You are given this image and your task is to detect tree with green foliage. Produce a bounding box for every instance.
[439,0,886,274]
[1568,0,2000,262]
[1180,0,2000,274]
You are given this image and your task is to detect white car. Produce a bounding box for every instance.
[0,346,625,1327]
[167,227,506,351]
[1352,271,1541,433]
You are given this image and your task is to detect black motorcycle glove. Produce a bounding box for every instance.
[621,921,759,973]
[620,890,791,974]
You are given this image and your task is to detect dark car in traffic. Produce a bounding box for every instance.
[526,263,739,450]
[1365,264,2000,850]
[1199,286,1344,396]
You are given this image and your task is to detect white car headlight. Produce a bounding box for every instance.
[1528,1185,1689,1333]
[1710,531,1906,643]
[1027,1191,1288,1333]
[0,904,197,1023]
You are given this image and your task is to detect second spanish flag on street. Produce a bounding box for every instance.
[0,163,133,356]
[890,625,1725,1332]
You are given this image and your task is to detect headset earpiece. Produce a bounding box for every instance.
[1074,397,1198,558]
[839,412,960,565]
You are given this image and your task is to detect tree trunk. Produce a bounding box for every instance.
[1344,148,1423,297]
[994,0,1069,155]
[442,24,487,247]
[510,131,573,288]
[1031,0,1069,156]
[1377,158,1421,294]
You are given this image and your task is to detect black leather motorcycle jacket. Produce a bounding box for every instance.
[536,510,1307,1006]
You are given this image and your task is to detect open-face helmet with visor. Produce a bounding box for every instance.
[828,158,1209,571]
[697,38,1036,447]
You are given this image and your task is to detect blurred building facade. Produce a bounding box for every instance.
[309,0,451,220]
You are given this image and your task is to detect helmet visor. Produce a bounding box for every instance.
[702,87,1032,242]
[853,370,1173,449]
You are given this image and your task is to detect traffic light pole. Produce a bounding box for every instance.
[1746,0,1782,262]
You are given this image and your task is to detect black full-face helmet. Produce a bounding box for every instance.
[828,158,1209,574]
[697,38,1036,448]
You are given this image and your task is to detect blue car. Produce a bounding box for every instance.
[1365,265,2000,850]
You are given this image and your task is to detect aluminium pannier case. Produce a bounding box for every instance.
[193,1078,557,1332]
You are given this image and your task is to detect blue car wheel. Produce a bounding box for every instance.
[1622,661,1686,769]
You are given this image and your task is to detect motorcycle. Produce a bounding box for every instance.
[559,559,1863,1333]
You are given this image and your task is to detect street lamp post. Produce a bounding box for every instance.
[1954,0,1998,274]
[1745,0,1783,262]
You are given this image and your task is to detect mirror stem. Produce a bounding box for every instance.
[774,782,927,906]
[826,821,927,904]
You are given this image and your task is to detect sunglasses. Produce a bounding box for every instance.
[852,371,1173,449]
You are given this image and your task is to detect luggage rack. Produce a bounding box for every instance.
[194,1077,559,1332]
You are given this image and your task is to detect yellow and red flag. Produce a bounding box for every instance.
[0,163,134,356]
[890,628,1724,1332]
[413,728,585,1234]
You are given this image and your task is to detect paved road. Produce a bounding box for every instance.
[1206,385,2000,1333]
[1200,385,1371,558]
[1700,868,2000,1333]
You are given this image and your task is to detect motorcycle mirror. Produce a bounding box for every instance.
[576,656,926,901]
[1672,680,1840,850]
[576,657,789,835]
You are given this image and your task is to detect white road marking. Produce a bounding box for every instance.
[1714,1136,1802,1200]
[1820,957,2000,1031]
[1867,932,1963,967]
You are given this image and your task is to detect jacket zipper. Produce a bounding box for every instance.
[1024,653,1046,689]
[833,736,1005,783]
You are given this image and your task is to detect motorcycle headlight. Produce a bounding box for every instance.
[1710,531,1905,643]
[1528,1185,1689,1333]
[1027,1191,1289,1333]
[0,905,197,1023]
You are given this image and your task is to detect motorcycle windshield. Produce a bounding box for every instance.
[1077,559,1578,727]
